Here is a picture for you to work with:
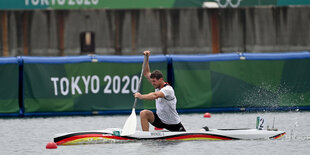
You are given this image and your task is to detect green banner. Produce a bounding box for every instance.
[2,53,310,116]
[0,0,175,10]
[23,56,167,113]
[0,60,19,114]
[173,58,310,109]
[1,0,309,10]
[277,0,310,6]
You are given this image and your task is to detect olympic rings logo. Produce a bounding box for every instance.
[215,0,242,8]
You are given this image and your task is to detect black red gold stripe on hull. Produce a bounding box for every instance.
[55,132,238,145]
[55,132,132,145]
[270,132,286,139]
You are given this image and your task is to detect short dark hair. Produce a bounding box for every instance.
[150,70,163,80]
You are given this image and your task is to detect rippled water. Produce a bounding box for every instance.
[1,112,309,155]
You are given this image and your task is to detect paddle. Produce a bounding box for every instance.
[121,55,147,136]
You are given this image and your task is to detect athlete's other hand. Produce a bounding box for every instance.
[144,50,150,57]
[134,92,143,99]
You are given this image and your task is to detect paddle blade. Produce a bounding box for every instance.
[121,108,137,136]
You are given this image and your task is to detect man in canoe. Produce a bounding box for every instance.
[134,50,186,132]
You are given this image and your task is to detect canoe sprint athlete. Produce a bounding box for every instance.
[134,50,186,132]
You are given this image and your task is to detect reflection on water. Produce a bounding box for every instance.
[140,140,182,148]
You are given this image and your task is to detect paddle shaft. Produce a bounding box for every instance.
[132,55,147,109]
[121,54,147,136]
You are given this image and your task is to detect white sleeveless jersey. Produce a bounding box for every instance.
[155,85,181,124]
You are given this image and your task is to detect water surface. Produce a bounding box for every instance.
[1,112,309,155]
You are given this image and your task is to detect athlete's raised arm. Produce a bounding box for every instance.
[143,50,152,83]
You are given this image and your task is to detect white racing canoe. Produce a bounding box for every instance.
[53,128,286,145]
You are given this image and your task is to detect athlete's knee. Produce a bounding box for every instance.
[140,110,154,122]
[140,110,151,117]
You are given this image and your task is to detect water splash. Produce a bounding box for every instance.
[239,81,301,110]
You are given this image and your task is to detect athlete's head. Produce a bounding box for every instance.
[150,70,163,80]
[150,70,164,89]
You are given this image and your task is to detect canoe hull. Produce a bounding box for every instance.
[54,128,286,145]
